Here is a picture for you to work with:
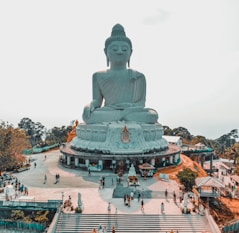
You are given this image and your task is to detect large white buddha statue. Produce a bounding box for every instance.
[82,24,158,124]
[71,24,168,155]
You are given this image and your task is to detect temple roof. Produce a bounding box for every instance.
[195,176,225,188]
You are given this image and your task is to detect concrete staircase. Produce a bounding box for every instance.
[55,213,212,233]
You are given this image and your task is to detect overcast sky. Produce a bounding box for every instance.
[0,0,239,140]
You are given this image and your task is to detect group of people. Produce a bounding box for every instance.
[43,173,61,184]
[99,176,105,189]
[98,176,123,189]
[107,202,118,215]
[63,195,74,212]
[123,193,133,207]
[3,176,29,201]
[122,192,164,213]
[92,224,115,233]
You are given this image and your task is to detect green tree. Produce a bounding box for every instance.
[172,127,193,141]
[224,143,239,165]
[177,168,198,191]
[163,125,173,135]
[18,118,46,146]
[163,126,193,142]
[190,135,210,147]
[46,125,72,145]
[215,129,238,148]
[0,121,31,172]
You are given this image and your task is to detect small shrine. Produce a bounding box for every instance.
[127,164,139,186]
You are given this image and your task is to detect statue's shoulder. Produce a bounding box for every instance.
[129,69,145,80]
[92,70,109,80]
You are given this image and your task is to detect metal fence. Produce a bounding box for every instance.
[0,220,45,232]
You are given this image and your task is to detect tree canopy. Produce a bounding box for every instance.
[0,121,31,172]
[177,168,198,191]
[18,118,46,146]
[1,117,238,172]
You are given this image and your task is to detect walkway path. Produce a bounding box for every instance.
[10,149,187,215]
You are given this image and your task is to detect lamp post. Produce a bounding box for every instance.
[61,192,64,204]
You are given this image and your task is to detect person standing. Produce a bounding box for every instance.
[124,194,127,205]
[179,191,183,203]
[98,224,103,233]
[55,174,58,183]
[103,226,107,233]
[173,191,176,203]
[165,189,168,200]
[19,184,24,194]
[24,186,28,195]
[44,174,47,184]
[102,176,105,188]
[108,202,111,212]
[141,199,144,210]
[127,195,131,207]
[137,191,141,202]
[112,225,115,233]
[161,202,165,214]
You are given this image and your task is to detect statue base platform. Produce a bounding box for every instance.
[70,121,168,155]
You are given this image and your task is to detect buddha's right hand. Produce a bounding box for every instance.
[89,100,98,112]
[82,100,101,123]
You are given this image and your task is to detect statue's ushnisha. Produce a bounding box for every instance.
[71,24,168,155]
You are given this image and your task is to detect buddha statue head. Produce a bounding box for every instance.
[104,24,132,67]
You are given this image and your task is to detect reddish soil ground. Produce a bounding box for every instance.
[155,154,208,181]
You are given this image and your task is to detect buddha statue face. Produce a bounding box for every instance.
[105,41,132,68]
[104,24,133,67]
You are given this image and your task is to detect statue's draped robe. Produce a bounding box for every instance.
[93,69,146,110]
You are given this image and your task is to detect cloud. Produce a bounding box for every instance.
[142,9,170,25]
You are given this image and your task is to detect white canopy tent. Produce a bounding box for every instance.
[195,176,225,197]
[195,176,225,188]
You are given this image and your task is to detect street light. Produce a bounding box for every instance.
[61,192,64,204]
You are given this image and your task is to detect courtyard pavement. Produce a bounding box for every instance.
[3,149,193,215]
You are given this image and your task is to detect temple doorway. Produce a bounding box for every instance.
[104,160,112,169]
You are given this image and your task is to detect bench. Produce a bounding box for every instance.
[159,173,169,181]
[17,167,30,173]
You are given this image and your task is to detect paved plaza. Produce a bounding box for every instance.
[0,149,217,232]
[5,149,192,215]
